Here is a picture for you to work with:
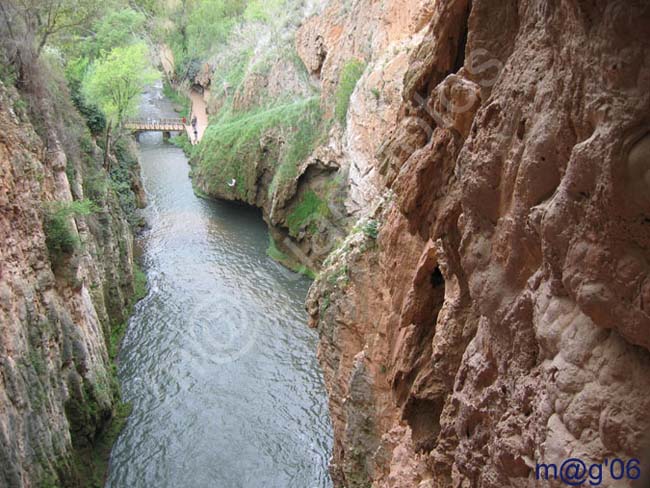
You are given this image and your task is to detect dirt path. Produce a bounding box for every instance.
[187,89,209,144]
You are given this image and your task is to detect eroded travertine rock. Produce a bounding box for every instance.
[306,0,650,486]
[0,81,141,487]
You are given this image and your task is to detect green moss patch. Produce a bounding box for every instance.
[335,59,366,125]
[192,97,322,201]
[286,190,329,238]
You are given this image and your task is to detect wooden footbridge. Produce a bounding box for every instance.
[124,118,187,140]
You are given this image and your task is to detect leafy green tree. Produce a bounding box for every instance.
[87,8,146,59]
[164,0,245,81]
[186,0,245,56]
[83,42,158,167]
[0,0,103,83]
[243,0,285,23]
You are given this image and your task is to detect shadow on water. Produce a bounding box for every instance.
[105,83,333,488]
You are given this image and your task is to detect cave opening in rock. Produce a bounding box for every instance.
[431,266,444,287]
[403,398,444,453]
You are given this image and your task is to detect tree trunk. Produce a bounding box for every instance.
[103,121,112,171]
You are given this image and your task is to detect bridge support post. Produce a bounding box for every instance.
[134,132,140,142]
[162,131,171,141]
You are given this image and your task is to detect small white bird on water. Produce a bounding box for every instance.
[227,178,236,187]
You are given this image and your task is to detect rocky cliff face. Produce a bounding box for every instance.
[0,79,144,487]
[302,0,650,486]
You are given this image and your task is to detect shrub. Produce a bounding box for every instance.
[362,219,379,239]
[44,200,98,259]
[170,133,194,156]
[335,59,366,125]
[110,140,141,224]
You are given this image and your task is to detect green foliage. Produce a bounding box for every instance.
[335,59,366,125]
[0,0,103,59]
[267,235,290,262]
[286,190,329,238]
[186,0,246,58]
[163,80,190,116]
[65,394,133,488]
[268,98,323,197]
[66,58,107,135]
[0,62,16,87]
[82,42,159,125]
[244,0,286,22]
[109,139,142,224]
[83,166,108,205]
[327,264,350,288]
[87,9,146,59]
[109,322,127,362]
[210,48,252,96]
[362,219,379,239]
[320,294,331,314]
[370,87,380,100]
[298,265,317,280]
[71,90,106,135]
[193,97,320,200]
[167,0,247,80]
[133,264,148,302]
[171,132,194,156]
[44,200,98,259]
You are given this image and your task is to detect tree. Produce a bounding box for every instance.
[0,0,102,77]
[87,8,146,59]
[83,42,158,168]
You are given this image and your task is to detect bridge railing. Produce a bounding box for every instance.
[123,118,186,129]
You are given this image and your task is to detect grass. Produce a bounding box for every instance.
[335,59,366,125]
[268,99,323,198]
[170,132,194,156]
[193,97,322,201]
[286,190,329,238]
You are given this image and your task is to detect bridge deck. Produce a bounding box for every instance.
[124,118,186,132]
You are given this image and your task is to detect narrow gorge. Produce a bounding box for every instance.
[1,0,649,487]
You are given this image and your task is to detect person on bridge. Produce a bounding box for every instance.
[182,116,187,124]
[191,115,197,129]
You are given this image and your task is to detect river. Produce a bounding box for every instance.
[105,86,333,488]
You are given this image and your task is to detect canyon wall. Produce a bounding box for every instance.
[168,0,650,485]
[0,78,144,487]
[301,0,650,486]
